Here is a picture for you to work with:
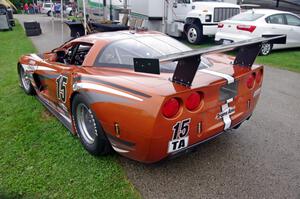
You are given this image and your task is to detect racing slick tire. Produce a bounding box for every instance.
[24,21,39,29]
[25,28,42,37]
[18,64,35,95]
[260,42,273,56]
[72,94,112,156]
[24,22,42,36]
[186,24,203,45]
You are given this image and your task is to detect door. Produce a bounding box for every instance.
[41,42,92,109]
[284,14,300,48]
[173,0,192,21]
[265,14,290,49]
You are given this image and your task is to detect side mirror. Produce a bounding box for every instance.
[56,50,67,63]
[56,50,66,58]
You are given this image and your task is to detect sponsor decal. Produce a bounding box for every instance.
[218,98,235,130]
[217,106,235,119]
[168,119,191,153]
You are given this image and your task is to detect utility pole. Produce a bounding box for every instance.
[276,0,280,7]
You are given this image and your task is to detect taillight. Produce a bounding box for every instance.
[162,98,180,118]
[256,69,263,84]
[185,92,202,111]
[237,25,256,33]
[247,73,256,89]
[218,23,224,28]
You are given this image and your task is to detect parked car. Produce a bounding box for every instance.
[41,2,73,16]
[41,2,53,16]
[215,9,300,55]
[17,31,284,163]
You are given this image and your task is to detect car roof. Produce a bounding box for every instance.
[245,9,292,15]
[72,30,165,45]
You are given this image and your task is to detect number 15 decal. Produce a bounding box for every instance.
[172,119,191,140]
[168,118,191,153]
[56,75,68,103]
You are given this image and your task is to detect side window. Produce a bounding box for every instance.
[266,14,286,25]
[61,43,92,66]
[177,0,190,3]
[72,44,92,66]
[285,14,300,26]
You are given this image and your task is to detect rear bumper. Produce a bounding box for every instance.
[166,114,251,161]
[215,31,253,42]
[203,24,218,35]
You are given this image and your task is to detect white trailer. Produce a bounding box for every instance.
[129,0,241,44]
[84,0,125,20]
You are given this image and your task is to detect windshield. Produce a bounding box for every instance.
[96,35,192,72]
[230,12,264,21]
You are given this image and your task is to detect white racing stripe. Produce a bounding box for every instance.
[201,69,234,84]
[74,82,144,102]
[22,64,57,72]
[37,66,57,72]
[30,54,47,63]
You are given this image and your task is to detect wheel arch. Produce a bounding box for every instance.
[184,17,202,33]
[69,91,80,114]
[17,62,22,74]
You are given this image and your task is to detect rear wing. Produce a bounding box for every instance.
[133,35,286,87]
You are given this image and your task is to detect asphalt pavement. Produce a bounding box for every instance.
[14,14,300,199]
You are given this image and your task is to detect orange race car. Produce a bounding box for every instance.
[17,31,285,163]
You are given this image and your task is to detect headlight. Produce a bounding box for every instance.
[205,14,212,22]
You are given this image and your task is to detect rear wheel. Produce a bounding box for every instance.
[72,94,112,156]
[260,42,273,56]
[186,24,203,44]
[18,64,35,95]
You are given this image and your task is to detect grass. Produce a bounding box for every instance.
[185,36,300,73]
[0,23,139,199]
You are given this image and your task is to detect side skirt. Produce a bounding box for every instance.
[36,95,74,134]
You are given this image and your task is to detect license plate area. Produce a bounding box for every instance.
[219,81,238,102]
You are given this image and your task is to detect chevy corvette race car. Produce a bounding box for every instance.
[18,31,286,163]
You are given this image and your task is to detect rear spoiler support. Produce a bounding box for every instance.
[134,35,286,87]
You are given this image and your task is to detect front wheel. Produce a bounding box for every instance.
[186,24,203,44]
[72,94,112,156]
[18,64,35,95]
[260,42,273,56]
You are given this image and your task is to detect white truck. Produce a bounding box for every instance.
[129,0,241,44]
